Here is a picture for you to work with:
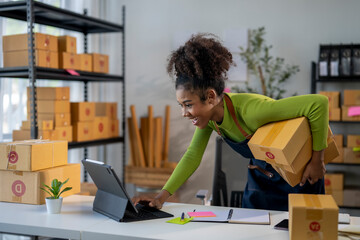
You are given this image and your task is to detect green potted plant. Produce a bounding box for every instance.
[40,178,72,214]
[232,26,299,99]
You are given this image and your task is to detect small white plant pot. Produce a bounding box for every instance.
[45,197,63,214]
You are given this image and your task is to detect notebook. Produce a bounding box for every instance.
[190,208,270,224]
[82,159,173,222]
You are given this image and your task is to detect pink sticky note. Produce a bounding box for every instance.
[187,211,216,218]
[66,69,80,76]
[348,106,360,117]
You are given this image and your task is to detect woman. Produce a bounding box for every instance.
[133,33,328,211]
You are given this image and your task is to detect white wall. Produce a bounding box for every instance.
[98,0,360,204]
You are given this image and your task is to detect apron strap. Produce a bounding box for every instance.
[224,94,252,139]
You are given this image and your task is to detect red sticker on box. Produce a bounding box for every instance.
[12,180,26,197]
[8,151,18,164]
[266,152,275,159]
[309,221,320,232]
[99,123,104,132]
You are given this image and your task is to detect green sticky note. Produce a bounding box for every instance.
[353,147,360,152]
[166,217,193,225]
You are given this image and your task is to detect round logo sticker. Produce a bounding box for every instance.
[8,151,18,164]
[85,108,90,116]
[99,123,104,132]
[12,180,26,197]
[324,179,331,186]
[309,221,320,232]
[62,131,66,137]
[111,124,115,132]
[84,128,89,134]
[266,152,275,159]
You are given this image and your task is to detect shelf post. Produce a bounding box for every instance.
[122,5,126,184]
[26,0,38,139]
[311,61,317,94]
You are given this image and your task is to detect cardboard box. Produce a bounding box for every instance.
[95,102,117,118]
[324,173,343,191]
[91,53,109,73]
[12,130,31,141]
[21,120,53,131]
[325,191,343,207]
[58,35,77,53]
[39,129,59,141]
[331,147,343,163]
[248,117,311,167]
[342,106,360,121]
[55,126,73,142]
[0,164,80,205]
[347,135,360,147]
[0,140,67,171]
[27,100,70,114]
[343,147,360,164]
[329,108,341,121]
[4,50,58,68]
[344,90,360,106]
[3,33,58,52]
[73,121,93,142]
[343,189,360,207]
[37,113,71,127]
[59,52,80,70]
[109,119,119,137]
[272,137,340,187]
[27,87,70,101]
[289,194,338,240]
[93,117,109,140]
[333,134,343,148]
[319,91,340,108]
[79,54,93,72]
[71,102,95,122]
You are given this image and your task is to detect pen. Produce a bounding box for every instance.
[181,212,185,221]
[227,209,233,221]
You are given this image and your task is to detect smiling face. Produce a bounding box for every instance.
[176,86,223,129]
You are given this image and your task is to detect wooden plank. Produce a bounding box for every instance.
[140,117,149,166]
[130,105,146,167]
[163,105,170,163]
[154,117,163,168]
[148,106,154,168]
[127,117,137,166]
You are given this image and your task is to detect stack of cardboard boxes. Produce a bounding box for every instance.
[3,33,59,68]
[0,140,80,204]
[94,102,119,140]
[71,102,95,142]
[2,33,109,73]
[248,117,340,187]
[13,87,72,142]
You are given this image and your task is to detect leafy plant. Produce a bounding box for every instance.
[232,27,299,99]
[40,178,72,199]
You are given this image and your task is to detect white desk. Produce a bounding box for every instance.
[0,195,359,240]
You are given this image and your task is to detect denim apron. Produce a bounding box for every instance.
[217,94,325,211]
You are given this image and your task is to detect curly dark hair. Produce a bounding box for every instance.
[167,33,234,101]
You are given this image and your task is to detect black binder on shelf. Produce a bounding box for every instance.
[82,159,173,222]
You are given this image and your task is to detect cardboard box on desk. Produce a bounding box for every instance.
[289,194,338,240]
[3,33,58,52]
[271,137,340,187]
[73,121,93,142]
[248,117,311,173]
[27,100,70,114]
[71,102,95,122]
[0,140,67,171]
[0,164,80,205]
[27,87,70,101]
[93,117,110,140]
[4,50,58,68]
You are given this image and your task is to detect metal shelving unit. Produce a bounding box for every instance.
[0,0,126,181]
[311,61,360,210]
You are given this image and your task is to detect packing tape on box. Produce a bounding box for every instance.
[260,121,287,147]
[303,195,323,220]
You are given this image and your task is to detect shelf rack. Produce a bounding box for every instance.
[0,0,126,182]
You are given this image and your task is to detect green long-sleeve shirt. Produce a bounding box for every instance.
[163,93,329,194]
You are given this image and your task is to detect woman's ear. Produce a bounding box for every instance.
[206,89,217,105]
